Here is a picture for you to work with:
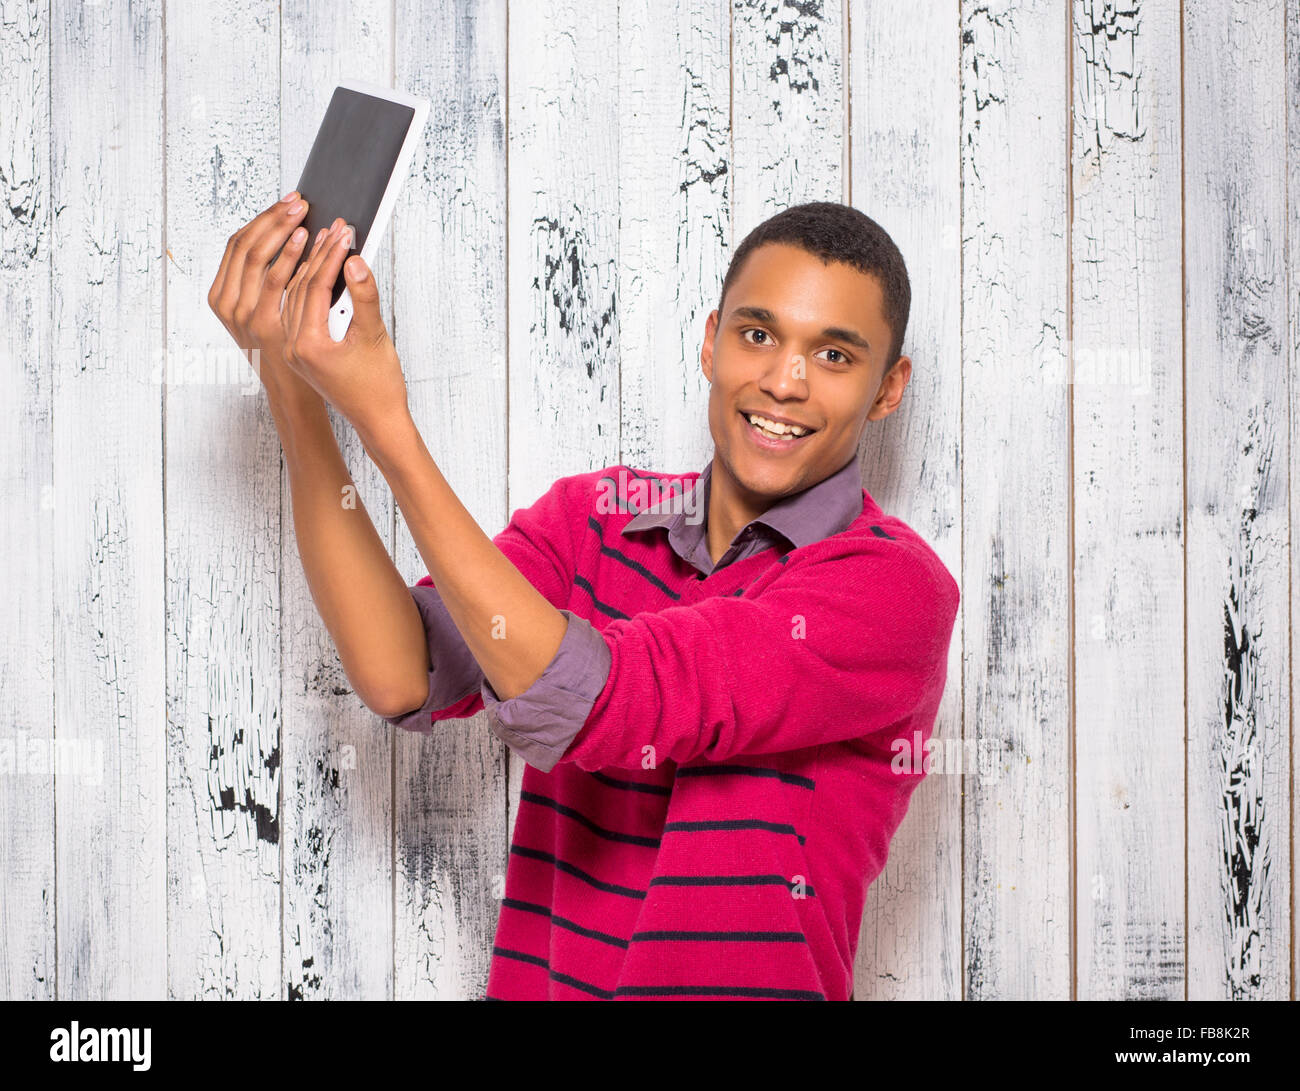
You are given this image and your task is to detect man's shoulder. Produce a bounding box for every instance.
[796,503,959,609]
[549,463,702,516]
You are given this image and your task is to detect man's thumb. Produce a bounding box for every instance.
[344,256,382,338]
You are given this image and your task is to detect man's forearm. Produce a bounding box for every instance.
[266,380,433,717]
[358,413,568,704]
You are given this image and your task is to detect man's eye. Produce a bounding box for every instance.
[821,348,849,365]
[743,329,769,345]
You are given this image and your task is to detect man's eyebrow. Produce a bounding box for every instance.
[729,305,871,353]
[821,325,871,352]
[730,305,777,324]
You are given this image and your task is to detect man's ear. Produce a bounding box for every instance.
[701,309,719,383]
[867,354,912,421]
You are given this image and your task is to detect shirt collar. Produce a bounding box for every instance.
[621,454,865,555]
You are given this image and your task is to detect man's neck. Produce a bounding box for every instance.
[705,462,768,565]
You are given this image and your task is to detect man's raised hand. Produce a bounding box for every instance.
[207,191,314,395]
[279,218,411,447]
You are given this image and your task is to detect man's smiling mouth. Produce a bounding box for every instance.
[740,410,817,445]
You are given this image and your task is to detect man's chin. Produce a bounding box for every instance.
[725,451,805,502]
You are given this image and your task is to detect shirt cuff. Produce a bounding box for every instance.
[480,609,612,773]
[381,582,484,733]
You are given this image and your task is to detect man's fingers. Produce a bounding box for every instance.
[283,261,307,349]
[209,226,249,320]
[210,194,284,314]
[263,223,310,300]
[340,253,383,347]
[300,217,345,286]
[302,221,353,334]
[293,223,336,309]
[288,217,344,342]
[208,233,237,316]
[234,198,311,323]
[245,195,311,283]
[213,192,306,322]
[274,227,317,328]
[284,225,331,340]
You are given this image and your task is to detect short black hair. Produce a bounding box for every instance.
[717,201,911,372]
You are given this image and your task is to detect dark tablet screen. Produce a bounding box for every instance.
[286,86,416,306]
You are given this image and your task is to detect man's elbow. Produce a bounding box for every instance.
[359,678,431,721]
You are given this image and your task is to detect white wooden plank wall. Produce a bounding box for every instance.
[391,0,509,999]
[1072,0,1183,1001]
[54,0,167,1000]
[0,0,1295,1001]
[1184,0,1291,1001]
[849,0,962,1002]
[959,0,1072,1001]
[276,0,396,1003]
[1,0,54,1001]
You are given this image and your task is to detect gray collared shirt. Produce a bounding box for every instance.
[384,455,866,770]
[620,454,865,576]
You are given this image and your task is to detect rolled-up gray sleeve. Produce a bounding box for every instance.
[479,609,612,773]
[382,582,485,733]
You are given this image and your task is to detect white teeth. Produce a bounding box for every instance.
[745,413,810,439]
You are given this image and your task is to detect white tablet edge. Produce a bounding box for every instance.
[328,78,430,341]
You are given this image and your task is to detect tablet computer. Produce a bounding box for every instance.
[286,79,430,341]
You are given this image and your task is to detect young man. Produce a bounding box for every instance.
[209,198,959,1001]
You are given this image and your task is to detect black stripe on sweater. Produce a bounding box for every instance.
[491,947,825,1001]
[491,947,617,999]
[492,945,547,969]
[500,897,630,949]
[509,843,647,899]
[602,545,682,599]
[614,984,826,1001]
[594,476,643,514]
[551,971,615,998]
[592,471,691,516]
[587,769,674,796]
[631,929,807,943]
[587,515,684,601]
[869,525,896,540]
[663,818,806,845]
[648,873,816,897]
[572,573,630,620]
[675,763,816,790]
[520,789,661,847]
[491,946,618,998]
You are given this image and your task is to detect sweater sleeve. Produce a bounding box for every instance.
[381,473,599,747]
[552,539,960,772]
[379,574,488,732]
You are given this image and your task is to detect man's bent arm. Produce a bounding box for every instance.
[359,413,569,709]
[268,384,434,718]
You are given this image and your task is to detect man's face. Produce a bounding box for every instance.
[701,241,911,505]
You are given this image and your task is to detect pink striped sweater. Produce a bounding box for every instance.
[390,461,959,1000]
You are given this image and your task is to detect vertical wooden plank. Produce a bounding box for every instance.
[731,0,844,235]
[1185,0,1291,1000]
[278,1,394,1000]
[1071,0,1185,999]
[848,0,963,1001]
[1290,0,1300,1006]
[960,0,1070,999]
[617,0,730,474]
[505,0,621,841]
[50,0,167,997]
[0,0,54,1000]
[164,0,281,998]
[392,0,510,999]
